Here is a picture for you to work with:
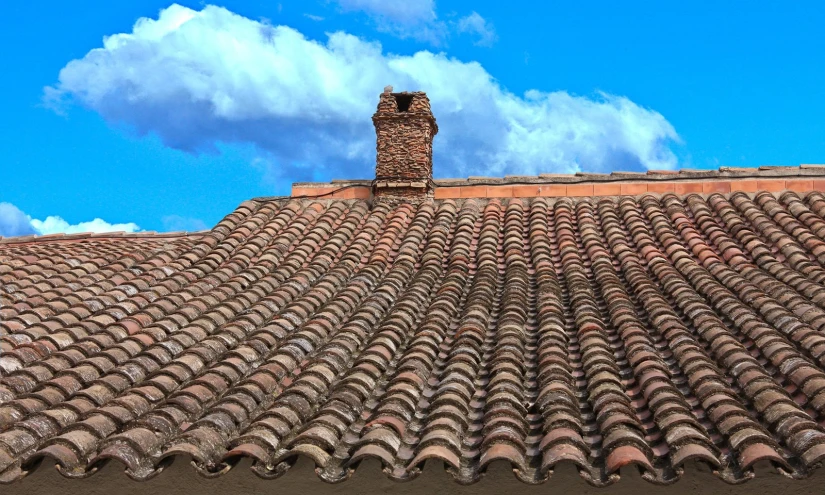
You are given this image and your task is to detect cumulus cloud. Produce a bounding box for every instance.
[46,4,679,181]
[332,0,444,43]
[457,12,497,47]
[0,203,37,237]
[0,202,140,238]
[334,0,436,25]
[30,216,140,235]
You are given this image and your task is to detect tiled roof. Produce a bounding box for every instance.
[5,188,825,486]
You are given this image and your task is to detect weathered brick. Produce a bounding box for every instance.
[513,185,544,198]
[757,179,786,191]
[295,187,335,198]
[567,184,594,196]
[734,180,758,192]
[674,182,704,194]
[486,186,513,198]
[593,183,622,196]
[460,185,487,198]
[372,88,437,204]
[703,181,731,194]
[786,180,814,192]
[434,187,462,199]
[621,183,648,195]
[648,182,676,194]
[539,185,567,197]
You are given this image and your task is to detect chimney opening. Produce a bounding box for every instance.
[393,93,414,112]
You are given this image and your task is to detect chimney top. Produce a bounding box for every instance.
[372,89,438,205]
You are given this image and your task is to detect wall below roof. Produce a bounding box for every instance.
[432,178,822,199]
[7,456,825,495]
[291,181,372,199]
[290,177,824,200]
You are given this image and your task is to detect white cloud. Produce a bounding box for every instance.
[332,0,444,43]
[0,202,140,238]
[334,0,436,25]
[46,4,679,182]
[457,12,497,47]
[332,1,495,47]
[0,203,37,237]
[30,216,140,235]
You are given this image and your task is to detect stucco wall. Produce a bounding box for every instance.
[6,456,825,495]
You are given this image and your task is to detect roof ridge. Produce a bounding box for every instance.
[0,230,208,245]
[290,164,825,191]
[288,165,825,200]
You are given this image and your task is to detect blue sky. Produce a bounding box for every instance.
[1,1,824,236]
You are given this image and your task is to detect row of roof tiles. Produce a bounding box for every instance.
[431,164,825,185]
[291,164,825,190]
[290,165,825,200]
[0,231,206,245]
[291,178,822,201]
[4,190,825,485]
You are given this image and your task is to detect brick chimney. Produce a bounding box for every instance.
[372,86,438,204]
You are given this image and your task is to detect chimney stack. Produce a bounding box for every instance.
[372,87,438,204]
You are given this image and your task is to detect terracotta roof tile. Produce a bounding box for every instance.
[5,190,825,486]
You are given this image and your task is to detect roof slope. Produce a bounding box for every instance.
[4,191,825,486]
